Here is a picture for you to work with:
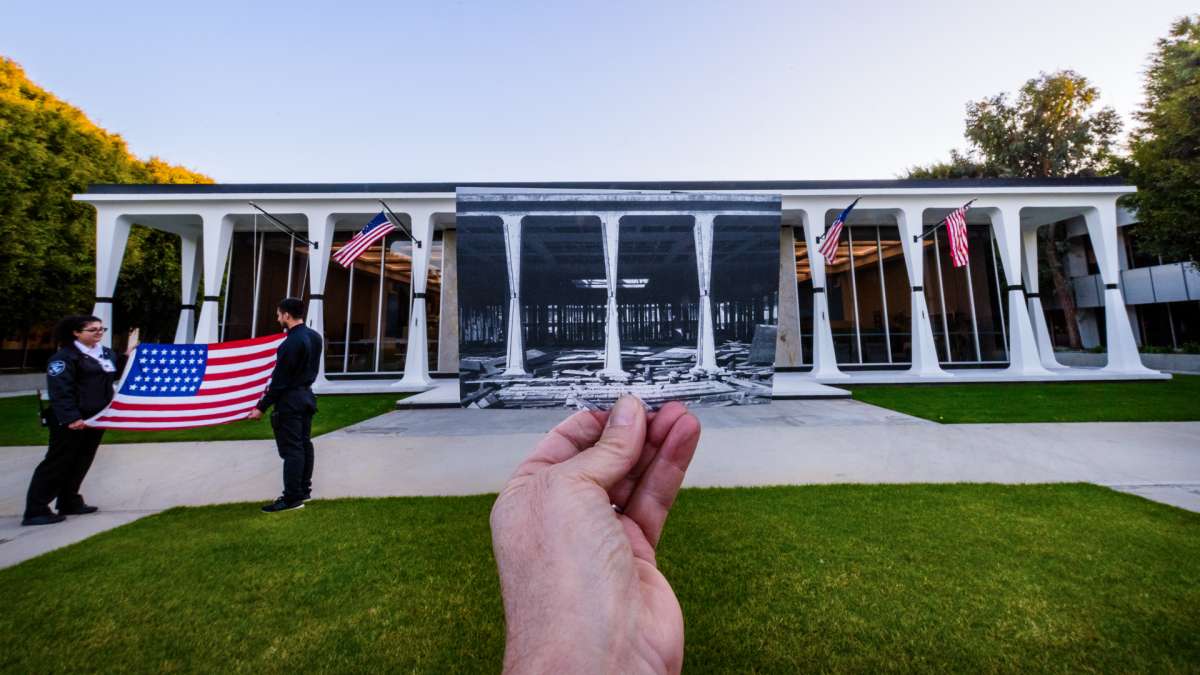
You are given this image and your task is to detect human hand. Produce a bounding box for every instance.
[125,328,139,355]
[490,395,701,675]
[246,408,263,421]
[67,420,87,430]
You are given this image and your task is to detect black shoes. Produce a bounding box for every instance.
[59,504,99,516]
[261,497,305,513]
[21,513,67,526]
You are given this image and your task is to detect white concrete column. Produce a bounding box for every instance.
[693,213,718,372]
[775,226,803,367]
[990,207,1051,376]
[501,214,527,376]
[193,210,233,344]
[437,229,460,373]
[399,210,436,387]
[91,210,131,348]
[898,206,951,378]
[600,214,625,376]
[1020,227,1061,369]
[304,210,336,386]
[800,206,846,379]
[1082,204,1154,374]
[173,230,202,344]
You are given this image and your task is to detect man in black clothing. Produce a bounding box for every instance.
[247,298,323,513]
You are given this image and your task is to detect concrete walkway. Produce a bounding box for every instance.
[2,399,1199,568]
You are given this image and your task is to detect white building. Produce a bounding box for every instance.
[75,178,1168,396]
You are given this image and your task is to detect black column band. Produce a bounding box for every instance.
[1006,284,1025,292]
[812,287,825,294]
[1105,283,1119,290]
[203,295,220,302]
[309,294,324,300]
[911,286,924,292]
[1025,292,1040,299]
[94,297,113,303]
[413,292,426,299]
[179,304,196,311]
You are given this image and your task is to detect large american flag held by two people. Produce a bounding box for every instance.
[944,204,972,268]
[332,211,395,268]
[85,333,286,430]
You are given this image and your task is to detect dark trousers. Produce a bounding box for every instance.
[272,411,314,502]
[25,425,105,517]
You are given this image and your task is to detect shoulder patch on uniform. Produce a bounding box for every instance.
[48,360,66,377]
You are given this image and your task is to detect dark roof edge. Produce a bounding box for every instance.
[83,177,1131,195]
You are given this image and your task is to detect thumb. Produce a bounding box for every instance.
[559,395,647,490]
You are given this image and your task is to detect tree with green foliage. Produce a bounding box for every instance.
[1124,15,1200,267]
[0,56,211,366]
[904,70,1122,349]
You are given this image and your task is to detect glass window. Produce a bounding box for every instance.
[377,230,414,373]
[793,227,815,367]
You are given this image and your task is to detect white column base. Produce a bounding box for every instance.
[396,298,433,387]
[194,299,221,343]
[907,291,951,379]
[811,291,847,379]
[1101,287,1155,374]
[1026,297,1061,370]
[173,308,196,344]
[1002,289,1052,377]
[502,295,527,376]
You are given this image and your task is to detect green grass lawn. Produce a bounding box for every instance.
[0,393,405,446]
[850,374,1200,423]
[1,484,1197,673]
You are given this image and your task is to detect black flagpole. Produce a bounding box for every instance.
[913,199,977,243]
[814,196,862,244]
[247,202,319,249]
[378,200,422,248]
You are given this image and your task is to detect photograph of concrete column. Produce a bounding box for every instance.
[456,190,782,409]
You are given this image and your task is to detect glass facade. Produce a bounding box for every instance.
[793,223,1009,367]
[220,225,443,376]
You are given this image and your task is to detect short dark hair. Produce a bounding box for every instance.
[55,315,103,347]
[277,297,306,319]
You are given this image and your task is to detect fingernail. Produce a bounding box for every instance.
[608,395,638,427]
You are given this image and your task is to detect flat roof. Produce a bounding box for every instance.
[83,176,1131,195]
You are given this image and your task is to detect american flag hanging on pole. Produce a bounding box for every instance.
[85,333,286,430]
[817,198,860,265]
[944,203,972,268]
[332,212,395,268]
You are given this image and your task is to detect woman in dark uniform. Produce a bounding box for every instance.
[21,315,135,526]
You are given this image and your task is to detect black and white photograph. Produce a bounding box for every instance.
[457,190,781,409]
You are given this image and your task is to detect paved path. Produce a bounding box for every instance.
[2,399,1199,568]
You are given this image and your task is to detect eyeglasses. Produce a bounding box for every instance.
[80,327,108,333]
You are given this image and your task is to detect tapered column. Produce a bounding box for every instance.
[437,229,459,373]
[174,230,202,344]
[693,213,718,372]
[990,206,1051,375]
[1082,204,1154,373]
[775,226,803,367]
[1020,227,1060,369]
[92,210,131,348]
[400,210,436,387]
[898,207,950,378]
[800,207,846,379]
[600,214,625,376]
[501,214,527,376]
[304,210,335,385]
[194,210,233,344]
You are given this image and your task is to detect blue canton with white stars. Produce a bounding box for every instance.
[120,344,209,396]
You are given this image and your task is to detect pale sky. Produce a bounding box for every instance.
[2,0,1194,183]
